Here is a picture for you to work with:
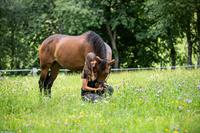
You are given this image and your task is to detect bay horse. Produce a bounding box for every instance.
[38,31,115,97]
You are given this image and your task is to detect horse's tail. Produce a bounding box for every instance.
[38,44,42,67]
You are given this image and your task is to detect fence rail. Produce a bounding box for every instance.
[111,65,199,71]
[0,65,199,76]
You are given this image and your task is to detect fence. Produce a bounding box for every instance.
[0,65,199,76]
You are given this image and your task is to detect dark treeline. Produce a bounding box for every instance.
[0,0,200,69]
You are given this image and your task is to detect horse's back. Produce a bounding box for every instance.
[39,32,110,70]
[54,34,91,70]
[43,34,66,44]
[39,33,91,70]
[39,34,66,53]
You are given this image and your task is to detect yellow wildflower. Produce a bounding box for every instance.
[17,129,22,133]
[164,128,169,132]
[173,130,179,133]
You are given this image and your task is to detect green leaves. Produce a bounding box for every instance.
[0,0,199,69]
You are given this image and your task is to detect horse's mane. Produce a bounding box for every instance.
[86,31,107,59]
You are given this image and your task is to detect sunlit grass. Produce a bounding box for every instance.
[0,69,200,133]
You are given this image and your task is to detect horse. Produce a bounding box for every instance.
[38,31,115,97]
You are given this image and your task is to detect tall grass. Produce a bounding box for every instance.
[0,69,200,133]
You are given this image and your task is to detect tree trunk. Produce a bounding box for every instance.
[185,21,193,66]
[167,27,176,69]
[0,58,2,69]
[197,8,200,66]
[106,24,119,68]
[170,44,176,69]
[10,26,15,69]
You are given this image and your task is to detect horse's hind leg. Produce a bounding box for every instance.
[39,67,49,95]
[44,62,60,97]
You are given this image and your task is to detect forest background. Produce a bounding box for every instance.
[0,0,200,69]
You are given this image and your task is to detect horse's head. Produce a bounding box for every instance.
[95,56,115,82]
[84,52,115,82]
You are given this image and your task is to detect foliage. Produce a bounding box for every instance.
[145,0,198,66]
[0,0,200,69]
[0,70,200,132]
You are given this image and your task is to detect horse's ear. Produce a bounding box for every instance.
[108,59,115,65]
[95,56,103,63]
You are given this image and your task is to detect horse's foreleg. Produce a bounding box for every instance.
[44,63,60,97]
[39,67,49,95]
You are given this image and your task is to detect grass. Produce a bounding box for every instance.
[0,69,200,133]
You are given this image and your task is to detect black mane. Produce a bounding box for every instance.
[86,31,106,59]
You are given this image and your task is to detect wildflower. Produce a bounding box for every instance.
[156,89,162,97]
[178,83,182,88]
[164,128,169,132]
[187,110,190,112]
[115,85,119,90]
[81,103,85,106]
[25,123,33,128]
[173,127,180,133]
[178,106,183,111]
[17,129,22,133]
[177,96,182,100]
[157,89,162,94]
[42,123,45,127]
[173,130,179,133]
[136,88,144,93]
[156,93,160,97]
[185,99,192,104]
[121,80,125,85]
[80,111,84,116]
[64,118,68,126]
[197,84,200,91]
[183,129,188,133]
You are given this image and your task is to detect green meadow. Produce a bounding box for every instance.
[0,69,200,133]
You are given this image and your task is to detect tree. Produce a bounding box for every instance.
[55,0,155,68]
[0,0,31,69]
[0,0,60,69]
[196,2,200,66]
[145,0,196,68]
[1,0,199,70]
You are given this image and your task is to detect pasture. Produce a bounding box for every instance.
[0,69,200,133]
